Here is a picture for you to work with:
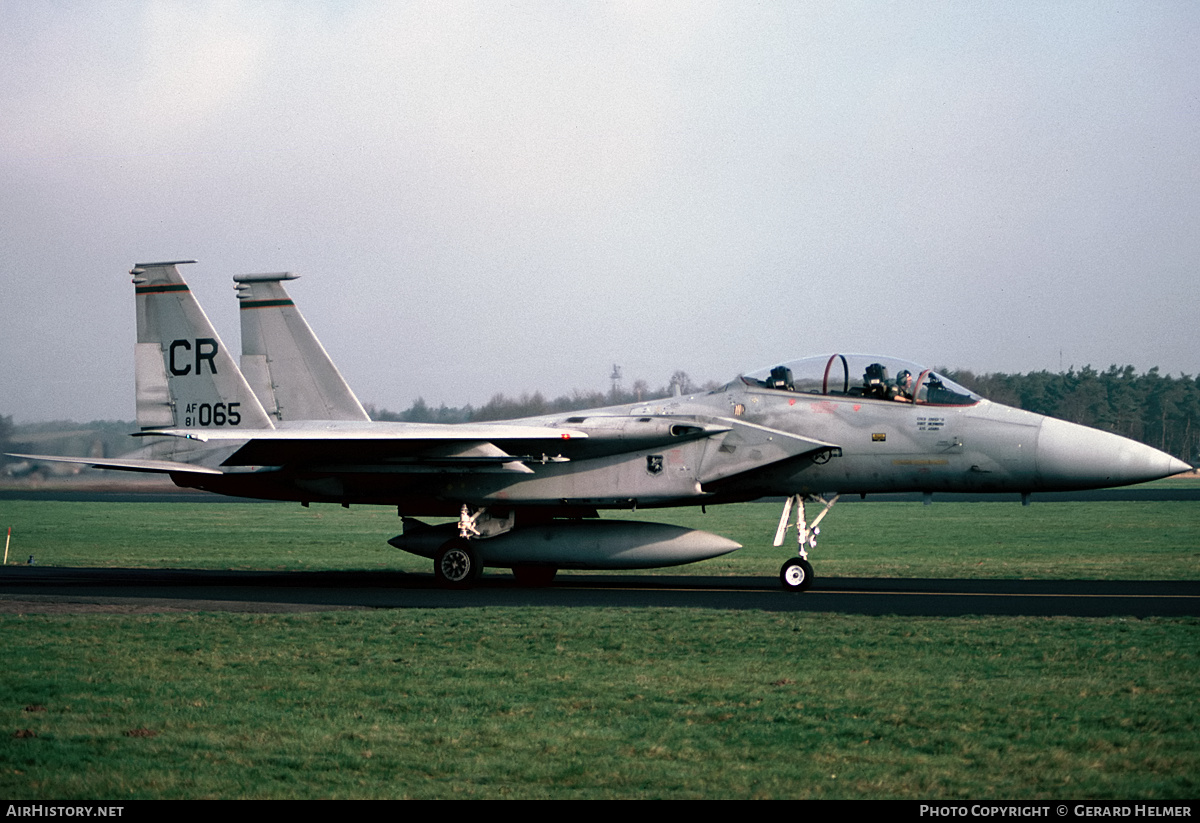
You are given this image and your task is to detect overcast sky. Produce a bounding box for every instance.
[2,1,1197,423]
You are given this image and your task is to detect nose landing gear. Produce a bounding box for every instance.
[775,493,839,592]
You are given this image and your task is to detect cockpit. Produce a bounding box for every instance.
[742,354,980,406]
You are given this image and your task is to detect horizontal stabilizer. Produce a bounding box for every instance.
[5,453,224,475]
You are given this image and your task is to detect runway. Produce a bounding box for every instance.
[0,566,1196,617]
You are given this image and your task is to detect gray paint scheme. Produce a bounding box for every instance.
[12,260,1192,588]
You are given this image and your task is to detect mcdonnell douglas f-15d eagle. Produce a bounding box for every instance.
[13,261,1191,590]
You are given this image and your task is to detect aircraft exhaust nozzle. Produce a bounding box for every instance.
[389,519,741,570]
[1035,417,1191,490]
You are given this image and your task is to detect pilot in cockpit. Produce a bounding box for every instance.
[891,369,914,402]
[864,363,914,401]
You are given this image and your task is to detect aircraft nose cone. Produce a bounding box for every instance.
[1036,417,1191,490]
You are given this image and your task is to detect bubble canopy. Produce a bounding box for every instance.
[742,354,980,406]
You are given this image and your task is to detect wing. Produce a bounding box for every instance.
[137,420,591,471]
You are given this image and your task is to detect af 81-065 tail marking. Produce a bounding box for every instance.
[181,402,242,427]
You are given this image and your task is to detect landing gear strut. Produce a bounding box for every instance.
[774,493,839,592]
[430,505,517,587]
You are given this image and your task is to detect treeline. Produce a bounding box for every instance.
[945,366,1198,462]
[367,371,715,424]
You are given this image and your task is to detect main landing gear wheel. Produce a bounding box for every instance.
[434,540,480,587]
[780,558,814,592]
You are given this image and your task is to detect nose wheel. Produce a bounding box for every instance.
[780,557,814,592]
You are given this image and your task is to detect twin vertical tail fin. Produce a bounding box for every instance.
[132,261,274,433]
[13,261,358,475]
[234,273,369,422]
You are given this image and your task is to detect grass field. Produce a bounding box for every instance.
[2,493,1198,580]
[1,494,1197,799]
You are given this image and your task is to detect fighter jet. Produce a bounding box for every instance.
[12,261,1191,590]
